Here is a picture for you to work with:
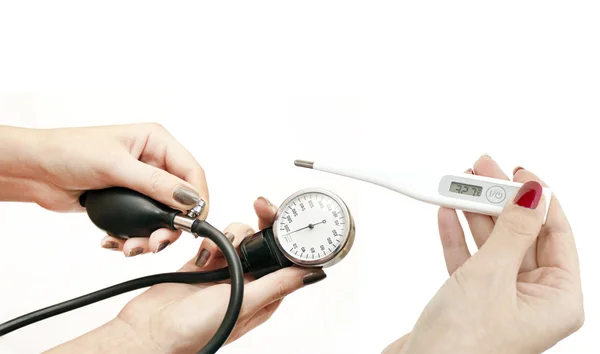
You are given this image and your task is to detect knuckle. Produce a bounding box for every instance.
[145,122,166,132]
[271,281,289,303]
[149,169,166,194]
[498,211,539,238]
[194,163,206,177]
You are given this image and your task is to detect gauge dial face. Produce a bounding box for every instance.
[273,189,350,266]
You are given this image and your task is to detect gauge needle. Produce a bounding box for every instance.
[283,219,326,236]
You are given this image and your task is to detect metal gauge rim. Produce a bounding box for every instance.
[273,187,355,268]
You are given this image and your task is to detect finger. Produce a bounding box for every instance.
[466,155,508,246]
[194,222,252,268]
[195,196,279,267]
[511,167,548,273]
[476,181,547,277]
[113,155,205,213]
[100,235,125,251]
[155,128,210,218]
[473,153,510,180]
[242,266,326,318]
[438,207,471,275]
[255,196,279,230]
[148,228,182,253]
[513,168,579,276]
[122,237,150,257]
[382,332,412,354]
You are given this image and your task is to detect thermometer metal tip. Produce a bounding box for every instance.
[294,160,314,169]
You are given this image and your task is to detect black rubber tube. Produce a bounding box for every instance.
[191,219,245,354]
[0,220,245,354]
[0,268,231,336]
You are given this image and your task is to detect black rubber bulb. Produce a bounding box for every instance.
[79,187,180,239]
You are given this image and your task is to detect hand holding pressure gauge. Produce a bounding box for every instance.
[0,184,355,354]
[243,188,355,278]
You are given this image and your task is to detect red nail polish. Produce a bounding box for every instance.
[514,181,542,209]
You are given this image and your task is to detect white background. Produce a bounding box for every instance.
[0,1,598,353]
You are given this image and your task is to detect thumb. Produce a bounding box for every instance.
[243,267,327,316]
[113,156,203,212]
[477,181,547,275]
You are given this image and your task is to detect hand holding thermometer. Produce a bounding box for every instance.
[294,159,552,222]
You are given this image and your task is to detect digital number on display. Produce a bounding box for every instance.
[449,182,482,196]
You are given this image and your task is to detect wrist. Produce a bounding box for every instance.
[400,328,528,354]
[398,324,490,354]
[0,126,48,202]
[44,317,163,354]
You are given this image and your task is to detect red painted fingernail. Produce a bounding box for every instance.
[514,181,542,209]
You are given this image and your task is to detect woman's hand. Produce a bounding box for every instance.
[45,196,327,354]
[0,123,208,255]
[383,156,584,354]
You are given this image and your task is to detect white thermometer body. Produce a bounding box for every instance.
[295,160,552,222]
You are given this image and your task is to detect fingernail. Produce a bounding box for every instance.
[195,249,211,267]
[225,232,235,243]
[127,247,144,257]
[156,241,170,253]
[513,166,524,175]
[481,153,491,159]
[173,185,200,206]
[302,269,327,286]
[514,181,542,209]
[465,168,473,174]
[257,196,273,206]
[102,241,119,250]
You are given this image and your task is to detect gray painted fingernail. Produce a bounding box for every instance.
[302,269,327,286]
[173,185,200,206]
[156,241,170,253]
[195,249,211,267]
[102,241,119,250]
[127,247,144,257]
[225,232,235,243]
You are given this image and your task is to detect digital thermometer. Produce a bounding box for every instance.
[294,159,552,222]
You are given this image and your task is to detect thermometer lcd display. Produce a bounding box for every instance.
[449,182,482,196]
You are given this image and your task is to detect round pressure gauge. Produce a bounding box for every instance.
[273,188,355,268]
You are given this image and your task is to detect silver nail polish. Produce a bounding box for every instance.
[225,232,235,243]
[127,247,144,257]
[173,185,200,206]
[195,249,211,267]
